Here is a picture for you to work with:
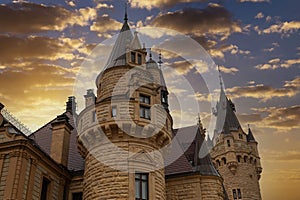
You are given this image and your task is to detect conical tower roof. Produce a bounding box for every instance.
[105,12,133,69]
[247,127,256,142]
[214,69,241,141]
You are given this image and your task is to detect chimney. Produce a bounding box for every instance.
[84,89,96,107]
[66,96,76,114]
[50,113,73,167]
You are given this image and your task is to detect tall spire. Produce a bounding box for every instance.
[124,1,128,22]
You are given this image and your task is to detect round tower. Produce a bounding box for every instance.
[210,81,262,200]
[77,15,172,200]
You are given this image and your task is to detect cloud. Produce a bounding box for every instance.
[129,0,206,10]
[0,35,85,64]
[0,63,77,131]
[227,77,300,101]
[219,65,239,74]
[256,56,300,70]
[237,0,270,2]
[252,105,300,130]
[261,21,300,36]
[66,0,76,7]
[255,57,281,70]
[90,14,123,37]
[281,58,300,68]
[255,12,264,19]
[151,4,242,40]
[95,3,114,9]
[0,2,97,34]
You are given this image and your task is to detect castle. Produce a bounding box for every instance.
[0,13,262,200]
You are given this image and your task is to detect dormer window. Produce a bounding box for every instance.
[131,52,136,63]
[137,54,142,65]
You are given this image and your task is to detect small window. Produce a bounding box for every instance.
[237,155,241,163]
[135,173,148,200]
[222,157,226,165]
[72,192,83,200]
[239,134,243,139]
[40,177,50,200]
[137,54,142,65]
[237,188,242,199]
[131,52,136,63]
[233,189,237,200]
[227,140,231,147]
[244,156,248,163]
[250,157,253,164]
[217,160,221,167]
[112,106,117,117]
[140,106,150,119]
[161,92,168,104]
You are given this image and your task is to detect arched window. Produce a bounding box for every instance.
[254,159,257,165]
[222,157,227,165]
[217,160,221,167]
[244,156,248,163]
[237,155,241,163]
[250,157,253,164]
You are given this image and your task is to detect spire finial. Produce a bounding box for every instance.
[158,51,163,68]
[149,48,152,60]
[124,1,128,22]
[218,65,223,89]
[197,113,201,125]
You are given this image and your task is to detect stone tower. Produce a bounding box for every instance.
[210,76,263,200]
[77,12,172,200]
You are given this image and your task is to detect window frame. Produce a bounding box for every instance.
[237,188,242,199]
[139,94,151,120]
[227,139,231,147]
[40,177,50,200]
[233,189,237,200]
[137,54,142,65]
[111,105,117,117]
[131,52,136,63]
[135,173,149,200]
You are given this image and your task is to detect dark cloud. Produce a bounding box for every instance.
[90,14,122,37]
[0,2,96,34]
[227,77,300,101]
[129,0,207,10]
[152,4,242,40]
[0,35,84,64]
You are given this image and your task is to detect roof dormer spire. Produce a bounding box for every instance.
[124,1,128,22]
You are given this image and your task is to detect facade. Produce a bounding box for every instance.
[0,13,262,200]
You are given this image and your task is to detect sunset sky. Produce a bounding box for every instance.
[0,0,299,199]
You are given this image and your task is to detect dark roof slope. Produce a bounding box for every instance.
[29,111,85,171]
[165,126,219,177]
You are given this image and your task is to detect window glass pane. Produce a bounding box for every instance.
[233,189,237,199]
[237,189,242,199]
[145,108,150,119]
[140,107,145,118]
[144,96,150,104]
[135,181,140,198]
[141,174,147,180]
[138,54,142,65]
[140,95,150,104]
[112,106,117,117]
[131,52,136,63]
[142,181,147,199]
